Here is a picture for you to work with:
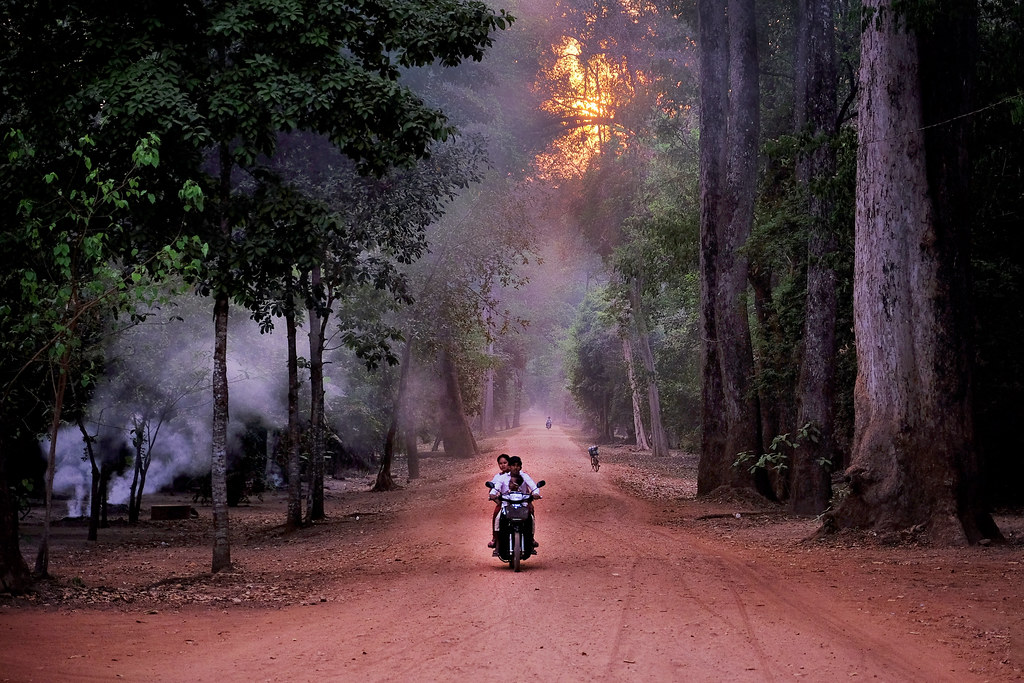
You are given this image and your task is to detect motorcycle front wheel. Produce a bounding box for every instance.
[512,531,522,571]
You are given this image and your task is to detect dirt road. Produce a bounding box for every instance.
[1,420,1018,681]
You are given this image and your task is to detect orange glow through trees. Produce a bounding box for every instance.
[536,34,639,178]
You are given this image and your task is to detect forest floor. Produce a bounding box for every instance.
[2,419,1023,682]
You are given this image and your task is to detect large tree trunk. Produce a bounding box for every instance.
[630,278,669,457]
[697,0,762,493]
[622,336,651,450]
[375,341,414,491]
[791,0,839,515]
[284,294,302,529]
[437,348,478,458]
[209,141,234,574]
[696,0,729,494]
[306,266,326,522]
[210,290,231,572]
[719,0,762,474]
[0,438,31,591]
[829,0,999,544]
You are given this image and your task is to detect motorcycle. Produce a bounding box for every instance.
[545,418,552,429]
[486,479,545,572]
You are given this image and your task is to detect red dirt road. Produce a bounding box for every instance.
[2,420,1022,681]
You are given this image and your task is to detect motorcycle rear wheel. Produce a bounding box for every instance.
[512,531,522,572]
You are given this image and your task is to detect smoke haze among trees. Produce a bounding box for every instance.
[3,0,1024,590]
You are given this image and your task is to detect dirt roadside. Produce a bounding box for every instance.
[1,422,1023,682]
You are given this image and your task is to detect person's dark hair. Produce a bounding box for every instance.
[508,455,523,467]
[497,454,509,464]
[510,473,524,486]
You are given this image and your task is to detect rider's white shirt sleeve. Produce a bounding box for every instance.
[521,472,540,496]
[492,472,511,495]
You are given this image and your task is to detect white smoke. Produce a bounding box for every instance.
[45,299,297,517]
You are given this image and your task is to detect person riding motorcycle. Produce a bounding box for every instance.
[489,455,541,548]
[487,454,511,549]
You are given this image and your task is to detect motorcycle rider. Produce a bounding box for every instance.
[489,455,540,547]
[487,454,511,549]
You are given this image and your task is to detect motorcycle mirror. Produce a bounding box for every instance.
[485,481,495,489]
[536,480,546,488]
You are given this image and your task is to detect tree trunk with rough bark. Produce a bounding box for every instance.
[306,266,326,522]
[437,348,478,458]
[697,0,762,494]
[791,0,839,515]
[284,295,302,529]
[829,0,999,544]
[210,290,231,572]
[622,336,651,450]
[208,141,234,574]
[719,0,762,477]
[697,0,729,494]
[630,278,669,457]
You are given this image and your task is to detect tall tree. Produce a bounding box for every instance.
[697,0,729,492]
[828,0,1000,543]
[790,0,840,514]
[622,336,652,450]
[305,266,327,521]
[696,0,763,494]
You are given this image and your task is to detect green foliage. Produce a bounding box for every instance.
[399,169,536,414]
[649,275,702,448]
[564,286,630,435]
[734,422,825,475]
[3,0,514,330]
[1,131,204,413]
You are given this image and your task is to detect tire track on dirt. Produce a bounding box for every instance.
[574,497,780,680]
[642,522,962,681]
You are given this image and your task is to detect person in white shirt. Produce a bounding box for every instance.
[487,454,511,548]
